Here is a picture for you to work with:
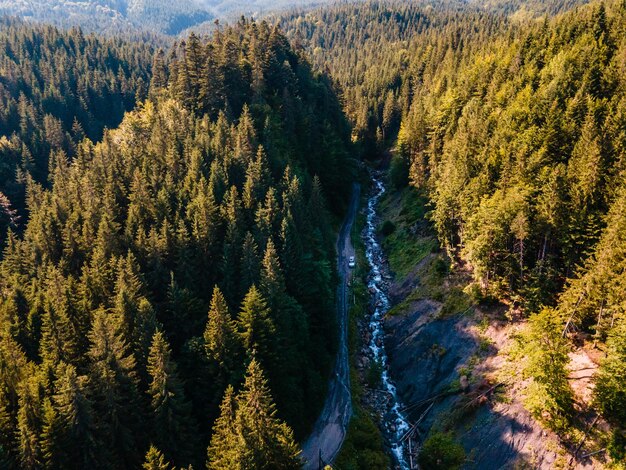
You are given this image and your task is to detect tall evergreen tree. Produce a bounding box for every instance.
[143,445,172,470]
[87,309,144,468]
[236,286,275,366]
[46,362,105,469]
[204,286,240,383]
[147,331,198,467]
[207,360,301,469]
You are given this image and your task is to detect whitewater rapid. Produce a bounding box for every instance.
[364,172,410,469]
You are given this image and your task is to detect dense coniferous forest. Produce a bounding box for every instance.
[0,18,154,246]
[0,18,353,468]
[0,0,625,467]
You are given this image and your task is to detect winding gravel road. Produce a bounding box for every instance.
[301,183,360,469]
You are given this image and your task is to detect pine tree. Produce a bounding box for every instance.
[40,270,86,367]
[279,213,304,296]
[87,309,143,468]
[185,33,204,98]
[236,286,275,365]
[47,362,106,469]
[204,286,239,381]
[206,385,239,469]
[207,361,301,469]
[135,299,160,385]
[255,187,280,249]
[221,186,244,306]
[199,44,222,117]
[143,445,172,470]
[17,372,45,469]
[260,238,286,301]
[149,49,168,98]
[243,146,270,210]
[521,308,573,431]
[594,318,626,424]
[240,232,260,298]
[147,331,198,467]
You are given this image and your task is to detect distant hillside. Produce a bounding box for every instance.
[0,0,213,35]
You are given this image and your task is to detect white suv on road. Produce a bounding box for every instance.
[348,256,356,268]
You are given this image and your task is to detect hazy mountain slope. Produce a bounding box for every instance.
[0,0,212,35]
[0,0,345,35]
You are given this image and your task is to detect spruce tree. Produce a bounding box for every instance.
[17,372,44,469]
[149,49,168,98]
[207,361,301,469]
[204,286,240,382]
[87,309,143,468]
[236,286,275,365]
[147,331,198,467]
[240,232,260,298]
[594,318,626,424]
[206,385,239,469]
[47,362,105,469]
[522,308,573,431]
[143,445,172,470]
[243,146,270,210]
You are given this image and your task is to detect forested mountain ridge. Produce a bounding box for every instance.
[0,0,353,35]
[394,0,626,456]
[279,1,511,157]
[277,0,591,157]
[0,19,353,468]
[0,0,625,467]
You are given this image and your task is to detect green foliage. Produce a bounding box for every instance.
[334,409,390,470]
[279,0,626,438]
[310,0,626,310]
[607,428,626,462]
[418,431,466,470]
[87,309,144,467]
[389,154,409,190]
[143,446,172,470]
[379,186,437,280]
[204,288,237,366]
[207,359,301,469]
[0,18,152,245]
[236,286,275,367]
[147,331,198,467]
[594,318,626,425]
[520,309,573,432]
[4,0,626,464]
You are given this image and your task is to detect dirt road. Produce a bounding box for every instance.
[301,183,360,469]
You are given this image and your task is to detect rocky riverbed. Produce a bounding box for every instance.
[357,171,411,469]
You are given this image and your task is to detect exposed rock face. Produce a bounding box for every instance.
[383,300,597,469]
[384,300,477,434]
